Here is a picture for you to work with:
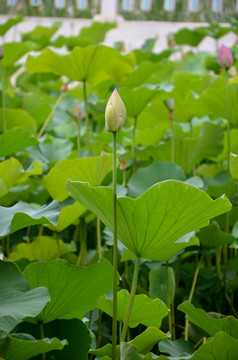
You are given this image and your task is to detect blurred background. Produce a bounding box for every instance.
[0,1,238,55]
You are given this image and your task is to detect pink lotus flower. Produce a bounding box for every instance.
[217,44,233,69]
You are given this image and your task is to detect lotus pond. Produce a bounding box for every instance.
[1,16,238,360]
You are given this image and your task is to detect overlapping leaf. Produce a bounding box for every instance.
[66,180,231,260]
[23,258,114,323]
[0,261,50,333]
[97,289,168,328]
[0,200,60,238]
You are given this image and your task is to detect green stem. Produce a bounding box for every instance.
[96,216,102,259]
[77,220,87,266]
[216,245,222,280]
[170,113,174,163]
[56,238,60,259]
[37,92,65,139]
[83,80,92,154]
[39,322,46,360]
[120,257,140,344]
[189,119,196,176]
[185,255,203,341]
[77,117,81,154]
[131,116,137,173]
[166,263,173,340]
[0,61,7,133]
[112,131,118,360]
[225,69,231,233]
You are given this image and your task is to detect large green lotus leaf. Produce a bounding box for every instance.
[97,289,168,328]
[198,84,238,125]
[23,92,52,126]
[54,21,116,49]
[0,15,23,36]
[121,61,161,88]
[121,232,199,262]
[66,180,231,261]
[0,108,36,133]
[0,334,66,360]
[135,97,169,147]
[174,28,205,46]
[189,332,238,360]
[118,87,158,118]
[159,339,194,357]
[197,221,235,248]
[215,129,238,162]
[27,136,73,169]
[23,258,114,324]
[26,45,134,85]
[0,158,42,198]
[149,265,175,305]
[21,22,61,49]
[0,261,50,333]
[9,236,75,262]
[158,332,238,360]
[0,128,38,157]
[197,24,232,39]
[18,318,90,360]
[89,327,167,358]
[43,153,113,201]
[1,42,39,68]
[178,301,238,338]
[175,53,207,75]
[47,201,85,232]
[231,153,238,179]
[41,319,91,360]
[170,73,219,122]
[127,162,185,198]
[0,200,60,238]
[136,122,223,173]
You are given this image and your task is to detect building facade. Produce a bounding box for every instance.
[1,0,238,22]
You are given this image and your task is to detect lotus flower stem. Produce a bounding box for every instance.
[37,92,65,139]
[225,69,231,233]
[96,216,102,259]
[166,263,173,340]
[120,256,140,344]
[0,61,6,133]
[39,322,46,360]
[185,254,203,341]
[112,131,118,359]
[131,116,137,172]
[170,111,174,163]
[83,80,92,154]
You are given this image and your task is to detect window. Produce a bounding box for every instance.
[7,0,16,5]
[77,0,88,9]
[123,0,133,11]
[212,0,222,12]
[31,0,41,5]
[164,0,175,11]
[55,0,65,8]
[189,0,198,12]
[141,0,152,11]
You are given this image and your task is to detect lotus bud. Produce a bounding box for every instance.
[0,46,3,60]
[217,44,233,69]
[105,89,126,132]
[163,98,175,111]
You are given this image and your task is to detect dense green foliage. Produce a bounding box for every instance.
[0,18,238,360]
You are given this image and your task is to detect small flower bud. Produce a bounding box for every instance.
[0,46,4,60]
[217,44,233,69]
[163,98,175,111]
[105,89,126,132]
[60,83,68,92]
